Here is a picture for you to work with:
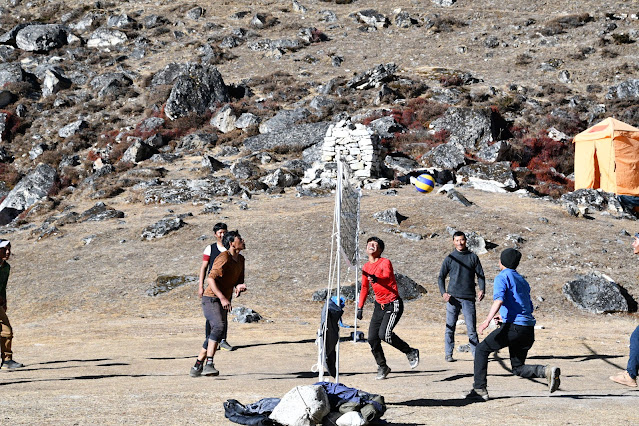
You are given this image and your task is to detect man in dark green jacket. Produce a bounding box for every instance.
[0,240,24,369]
[438,231,485,362]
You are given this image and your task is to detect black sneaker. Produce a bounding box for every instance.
[219,340,235,351]
[376,365,391,380]
[189,363,203,377]
[202,362,219,376]
[407,349,420,369]
[1,360,24,369]
[463,388,489,401]
[545,365,561,393]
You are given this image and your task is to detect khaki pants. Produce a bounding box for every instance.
[0,306,13,361]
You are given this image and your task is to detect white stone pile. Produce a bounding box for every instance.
[301,119,384,189]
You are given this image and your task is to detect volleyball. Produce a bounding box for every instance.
[414,174,435,193]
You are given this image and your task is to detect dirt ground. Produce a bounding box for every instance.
[0,314,638,425]
[0,185,638,424]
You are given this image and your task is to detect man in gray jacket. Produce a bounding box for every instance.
[438,231,485,362]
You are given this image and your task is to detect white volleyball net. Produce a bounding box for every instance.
[316,160,361,383]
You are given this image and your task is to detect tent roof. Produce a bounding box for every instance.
[573,117,639,143]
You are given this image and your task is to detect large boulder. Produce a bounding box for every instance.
[429,107,509,153]
[346,63,397,90]
[141,216,185,240]
[421,143,465,169]
[259,108,310,134]
[90,72,133,98]
[15,24,67,52]
[86,28,127,48]
[560,189,625,218]
[0,163,57,225]
[243,122,330,152]
[164,63,230,120]
[607,79,639,100]
[456,161,517,192]
[0,63,26,87]
[563,272,629,314]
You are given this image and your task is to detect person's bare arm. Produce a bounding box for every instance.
[198,260,208,297]
[477,299,503,335]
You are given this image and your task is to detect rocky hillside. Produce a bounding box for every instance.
[0,0,638,229]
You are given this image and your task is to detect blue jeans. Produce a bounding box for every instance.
[627,325,639,379]
[445,297,478,357]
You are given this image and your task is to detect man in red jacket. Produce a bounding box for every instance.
[357,237,419,379]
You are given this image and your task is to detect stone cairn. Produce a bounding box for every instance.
[302,119,383,189]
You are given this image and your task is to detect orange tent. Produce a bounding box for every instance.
[573,117,639,195]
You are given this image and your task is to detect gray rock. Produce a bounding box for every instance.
[395,11,418,28]
[150,63,187,86]
[58,119,87,138]
[186,7,204,20]
[79,202,125,221]
[176,133,218,152]
[69,12,104,33]
[0,23,30,45]
[353,9,390,29]
[0,164,57,225]
[563,272,629,313]
[144,178,241,204]
[230,160,260,179]
[395,273,427,299]
[29,143,46,160]
[259,108,310,134]
[430,107,508,153]
[302,143,322,164]
[247,38,303,52]
[244,122,330,152]
[220,35,242,49]
[319,10,338,23]
[231,306,262,323]
[210,105,237,133]
[0,45,17,62]
[432,0,456,5]
[41,69,72,97]
[0,63,25,87]
[59,154,79,168]
[141,216,185,240]
[369,116,405,138]
[90,72,133,98]
[607,79,639,100]
[475,141,510,163]
[447,189,474,207]
[560,189,625,217]
[421,143,465,169]
[107,14,137,29]
[235,112,260,130]
[0,113,7,142]
[292,0,307,13]
[15,24,67,52]
[120,141,155,164]
[202,155,226,173]
[260,168,300,188]
[456,161,517,192]
[147,275,197,296]
[347,63,397,90]
[164,63,229,120]
[308,95,335,111]
[87,28,127,48]
[373,207,406,225]
[137,117,165,133]
[384,155,419,175]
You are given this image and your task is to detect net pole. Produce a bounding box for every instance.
[353,187,361,342]
[334,158,343,383]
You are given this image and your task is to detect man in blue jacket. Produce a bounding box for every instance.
[438,231,485,362]
[465,248,560,401]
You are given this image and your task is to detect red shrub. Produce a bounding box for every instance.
[87,150,101,161]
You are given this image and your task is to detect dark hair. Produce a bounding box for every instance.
[223,230,241,250]
[367,236,385,254]
[453,231,466,239]
[213,222,228,233]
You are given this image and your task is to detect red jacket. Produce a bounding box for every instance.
[358,257,399,308]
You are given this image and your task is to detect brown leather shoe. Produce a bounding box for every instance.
[609,370,637,387]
